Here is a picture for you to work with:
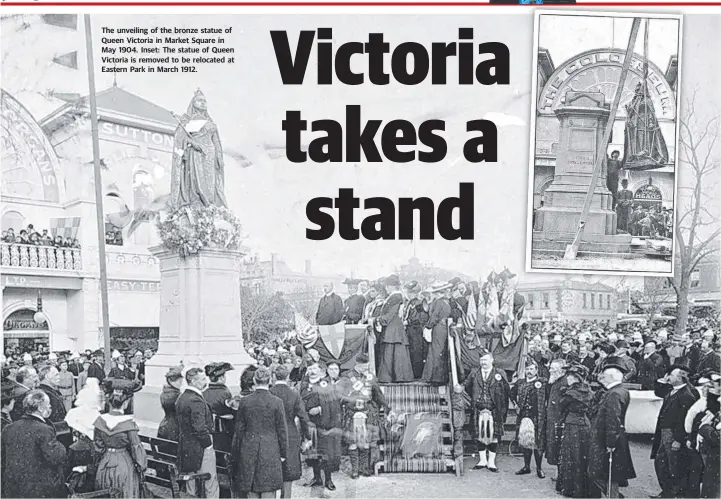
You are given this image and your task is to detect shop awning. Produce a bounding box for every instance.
[2,330,51,339]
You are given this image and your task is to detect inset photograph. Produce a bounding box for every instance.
[527,11,682,275]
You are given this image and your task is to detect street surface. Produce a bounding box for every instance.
[292,437,659,498]
[531,256,671,273]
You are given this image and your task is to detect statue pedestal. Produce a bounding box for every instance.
[134,246,255,433]
[533,92,631,255]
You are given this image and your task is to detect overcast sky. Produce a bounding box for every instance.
[2,13,717,289]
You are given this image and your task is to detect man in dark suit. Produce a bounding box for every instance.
[316,283,344,325]
[1,390,68,498]
[37,364,67,423]
[650,364,699,498]
[9,365,38,422]
[233,367,288,499]
[697,339,721,378]
[587,358,636,498]
[637,340,666,390]
[176,367,219,498]
[270,365,310,498]
[607,150,622,209]
[343,279,366,325]
[86,350,106,383]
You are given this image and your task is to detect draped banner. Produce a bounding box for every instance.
[295,312,367,372]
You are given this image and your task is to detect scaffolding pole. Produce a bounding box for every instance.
[564,18,642,260]
[84,15,112,371]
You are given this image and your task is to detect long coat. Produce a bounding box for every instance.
[545,376,567,465]
[587,384,636,483]
[1,415,68,498]
[175,388,213,473]
[377,291,414,383]
[232,389,289,493]
[157,384,181,442]
[512,377,548,450]
[270,383,310,481]
[651,382,699,459]
[422,298,451,384]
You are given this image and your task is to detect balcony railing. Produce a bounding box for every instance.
[1,242,82,270]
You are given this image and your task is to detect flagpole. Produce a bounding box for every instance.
[84,15,112,372]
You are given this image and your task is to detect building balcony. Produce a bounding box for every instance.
[1,242,82,271]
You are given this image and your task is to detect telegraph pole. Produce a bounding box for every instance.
[84,15,112,372]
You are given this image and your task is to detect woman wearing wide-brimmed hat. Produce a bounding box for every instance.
[421,281,452,385]
[557,363,594,497]
[93,379,147,498]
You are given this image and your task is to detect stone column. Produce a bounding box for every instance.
[134,246,255,431]
[533,91,631,251]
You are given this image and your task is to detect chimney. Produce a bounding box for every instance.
[271,253,276,276]
[305,260,312,276]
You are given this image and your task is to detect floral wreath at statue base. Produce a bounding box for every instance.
[156,204,243,257]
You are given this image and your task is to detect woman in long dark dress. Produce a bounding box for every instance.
[157,367,183,442]
[93,379,147,498]
[403,280,429,380]
[557,364,594,498]
[422,283,452,385]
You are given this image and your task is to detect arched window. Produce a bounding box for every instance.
[2,210,25,232]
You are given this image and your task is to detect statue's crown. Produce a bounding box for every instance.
[194,88,205,98]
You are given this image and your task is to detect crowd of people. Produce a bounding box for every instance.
[0,271,719,499]
[607,153,673,239]
[105,226,124,247]
[1,224,81,248]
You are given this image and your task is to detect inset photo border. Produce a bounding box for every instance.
[525,10,682,277]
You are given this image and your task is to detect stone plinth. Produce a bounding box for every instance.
[135,246,255,431]
[533,92,630,247]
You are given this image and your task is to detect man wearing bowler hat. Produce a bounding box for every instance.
[587,357,636,498]
[650,363,699,498]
